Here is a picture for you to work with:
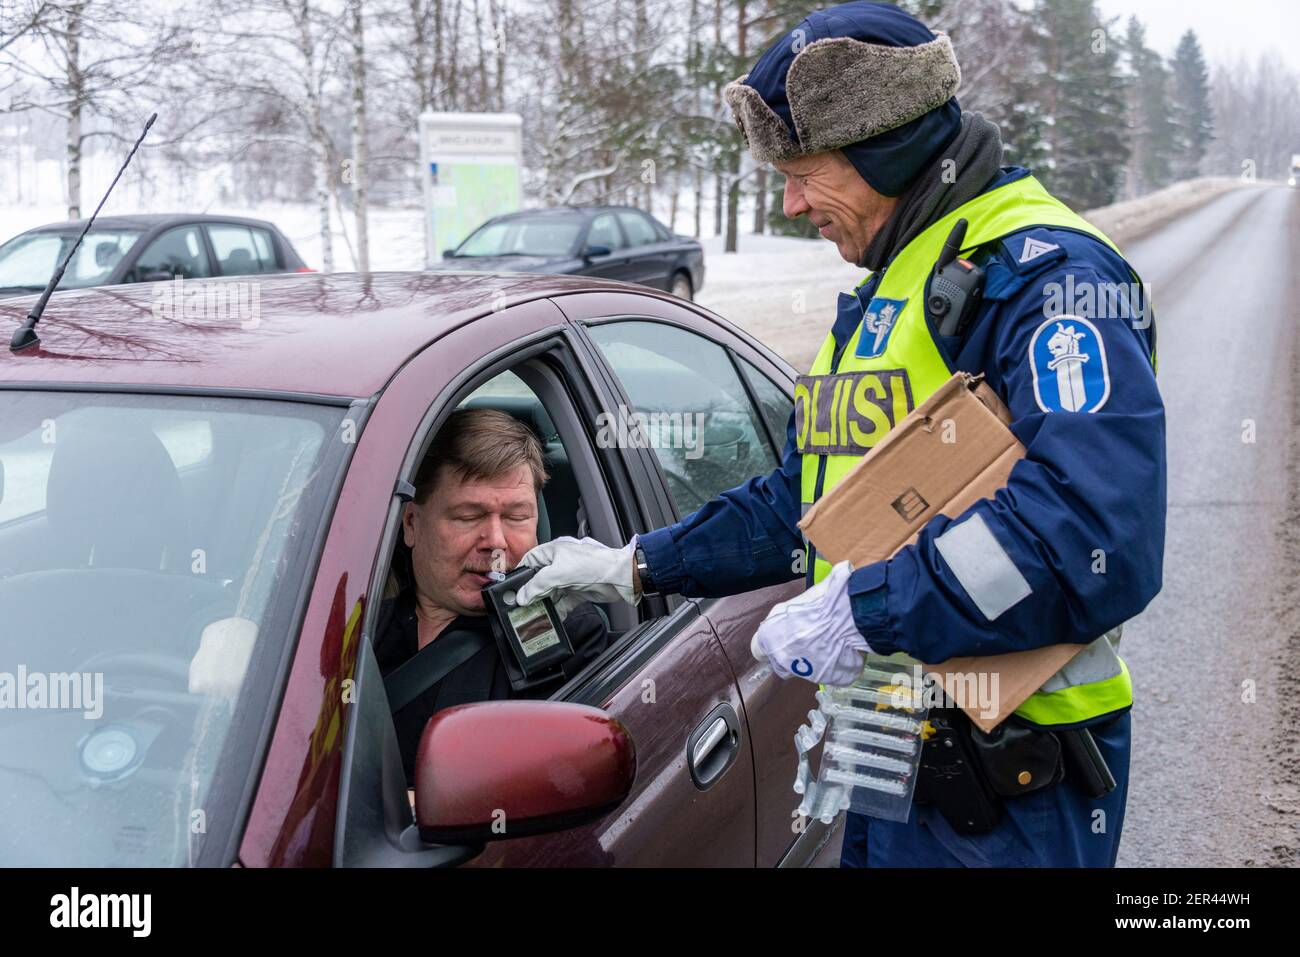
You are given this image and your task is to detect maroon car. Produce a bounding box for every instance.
[0,271,841,867]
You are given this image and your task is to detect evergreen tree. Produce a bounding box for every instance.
[1121,16,1176,196]
[1020,0,1130,210]
[1000,57,1052,175]
[1168,29,1213,180]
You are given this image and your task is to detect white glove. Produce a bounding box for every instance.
[512,536,639,617]
[750,561,870,686]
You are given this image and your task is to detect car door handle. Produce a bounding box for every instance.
[687,702,741,790]
[692,718,728,767]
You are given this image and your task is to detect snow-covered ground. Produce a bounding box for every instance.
[694,233,863,370]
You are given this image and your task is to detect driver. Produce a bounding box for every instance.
[373,408,611,783]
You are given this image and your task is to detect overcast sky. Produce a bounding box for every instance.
[1095,0,1300,70]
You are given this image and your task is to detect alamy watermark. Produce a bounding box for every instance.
[1041,274,1151,329]
[595,404,707,460]
[0,666,103,719]
[150,276,262,329]
[50,887,151,937]
[887,664,1001,721]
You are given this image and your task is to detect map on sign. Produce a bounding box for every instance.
[428,159,520,255]
[420,113,523,267]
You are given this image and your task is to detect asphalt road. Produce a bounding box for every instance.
[1116,183,1300,866]
[709,183,1300,866]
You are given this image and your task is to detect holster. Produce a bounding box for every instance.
[913,706,1002,834]
[967,716,1065,797]
[915,706,1066,835]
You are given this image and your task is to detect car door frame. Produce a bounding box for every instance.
[240,297,576,867]
[552,289,844,867]
[328,306,756,867]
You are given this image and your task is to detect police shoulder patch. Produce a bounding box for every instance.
[855,296,908,358]
[1028,314,1110,413]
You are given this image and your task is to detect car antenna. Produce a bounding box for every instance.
[9,112,157,353]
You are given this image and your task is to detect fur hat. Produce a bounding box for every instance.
[723,2,962,195]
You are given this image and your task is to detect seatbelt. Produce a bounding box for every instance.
[383,627,493,714]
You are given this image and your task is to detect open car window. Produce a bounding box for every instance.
[375,361,636,704]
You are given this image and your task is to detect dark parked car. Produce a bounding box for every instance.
[437,206,705,300]
[0,271,840,867]
[0,214,310,298]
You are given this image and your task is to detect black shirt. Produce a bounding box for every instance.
[374,587,612,783]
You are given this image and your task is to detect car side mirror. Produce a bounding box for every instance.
[442,248,456,260]
[414,700,635,844]
[583,244,611,260]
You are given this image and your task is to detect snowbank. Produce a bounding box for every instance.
[1082,176,1250,245]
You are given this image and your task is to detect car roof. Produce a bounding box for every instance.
[0,271,656,400]
[22,213,284,234]
[492,205,655,222]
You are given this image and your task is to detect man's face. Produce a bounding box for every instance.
[402,463,539,617]
[775,150,900,264]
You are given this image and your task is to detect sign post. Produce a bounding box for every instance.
[419,112,523,269]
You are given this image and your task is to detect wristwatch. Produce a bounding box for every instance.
[633,545,660,597]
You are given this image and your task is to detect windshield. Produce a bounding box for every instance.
[0,229,144,292]
[454,216,583,258]
[0,391,351,865]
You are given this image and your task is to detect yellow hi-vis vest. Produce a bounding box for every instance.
[796,174,1144,728]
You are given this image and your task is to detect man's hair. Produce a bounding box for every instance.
[412,407,549,504]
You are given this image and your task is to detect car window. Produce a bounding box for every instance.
[207,224,279,275]
[739,357,794,455]
[359,358,642,802]
[456,217,583,258]
[651,219,673,242]
[0,418,213,526]
[0,229,143,291]
[0,391,349,866]
[616,212,659,247]
[586,214,625,251]
[130,225,211,280]
[587,320,778,516]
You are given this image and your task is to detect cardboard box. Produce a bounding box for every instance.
[798,372,1086,732]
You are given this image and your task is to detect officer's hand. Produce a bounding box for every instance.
[750,561,870,686]
[512,536,639,617]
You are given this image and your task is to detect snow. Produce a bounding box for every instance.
[694,232,864,370]
[1082,176,1250,244]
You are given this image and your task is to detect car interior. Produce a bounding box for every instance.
[221,247,256,275]
[130,227,210,281]
[0,394,346,865]
[94,240,124,273]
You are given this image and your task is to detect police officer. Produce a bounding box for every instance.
[515,0,1165,867]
